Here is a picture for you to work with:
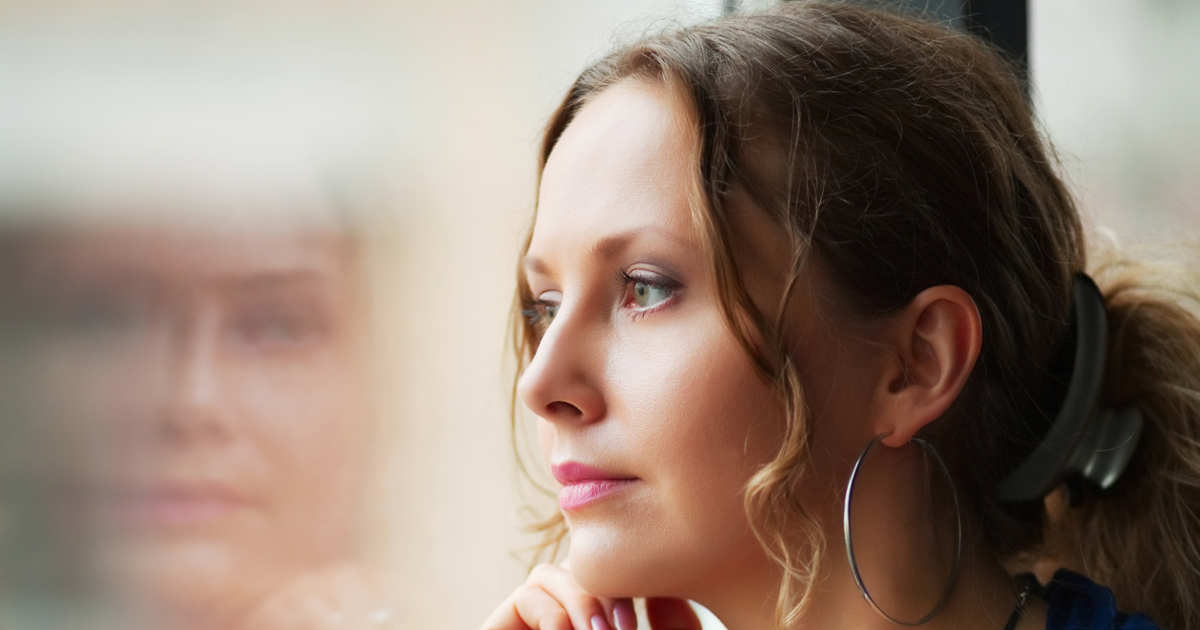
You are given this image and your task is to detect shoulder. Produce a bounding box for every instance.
[1043,569,1161,630]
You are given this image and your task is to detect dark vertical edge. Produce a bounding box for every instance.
[963,0,1030,99]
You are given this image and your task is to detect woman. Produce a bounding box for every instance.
[0,19,404,624]
[4,221,399,630]
[483,3,1200,630]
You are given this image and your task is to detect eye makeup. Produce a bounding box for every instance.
[520,242,691,336]
[618,268,682,320]
[521,290,561,332]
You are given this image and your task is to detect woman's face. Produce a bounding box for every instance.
[518,79,809,599]
[16,223,372,623]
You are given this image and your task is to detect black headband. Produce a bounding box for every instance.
[995,273,1144,504]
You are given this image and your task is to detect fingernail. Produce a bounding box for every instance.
[591,614,613,630]
[614,601,637,630]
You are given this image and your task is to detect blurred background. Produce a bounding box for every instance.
[0,1,1194,629]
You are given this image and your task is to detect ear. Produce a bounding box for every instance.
[875,285,982,448]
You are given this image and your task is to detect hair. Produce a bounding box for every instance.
[510,2,1200,628]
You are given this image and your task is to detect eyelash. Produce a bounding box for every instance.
[521,302,554,330]
[616,270,680,320]
[521,269,682,332]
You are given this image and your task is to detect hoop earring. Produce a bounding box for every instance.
[843,434,963,626]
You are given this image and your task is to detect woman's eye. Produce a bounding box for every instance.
[630,280,673,308]
[236,315,304,346]
[522,303,558,324]
[523,291,561,328]
[47,291,151,342]
[622,271,680,313]
[230,306,327,352]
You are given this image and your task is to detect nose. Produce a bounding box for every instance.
[516,306,606,426]
[160,306,231,443]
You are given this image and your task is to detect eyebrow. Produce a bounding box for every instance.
[522,225,693,275]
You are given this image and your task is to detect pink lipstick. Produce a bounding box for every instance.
[101,482,252,530]
[551,461,638,511]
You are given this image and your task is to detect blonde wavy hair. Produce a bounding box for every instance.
[510,3,1200,628]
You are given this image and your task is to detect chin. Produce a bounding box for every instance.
[565,523,684,599]
[96,538,274,625]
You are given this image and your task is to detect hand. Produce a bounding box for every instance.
[480,563,702,630]
[237,564,401,630]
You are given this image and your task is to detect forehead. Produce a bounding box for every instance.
[531,78,698,254]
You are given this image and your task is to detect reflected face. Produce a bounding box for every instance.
[18,225,371,623]
[517,79,788,598]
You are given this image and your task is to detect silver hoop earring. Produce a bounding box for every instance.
[843,434,963,626]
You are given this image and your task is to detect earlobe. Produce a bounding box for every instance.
[878,286,982,448]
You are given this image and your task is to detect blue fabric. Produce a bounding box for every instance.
[1044,570,1160,630]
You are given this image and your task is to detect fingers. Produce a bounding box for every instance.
[481,585,568,630]
[611,599,638,630]
[645,598,701,630]
[482,564,629,630]
[516,586,574,630]
[529,564,614,630]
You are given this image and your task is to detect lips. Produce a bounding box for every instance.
[99,481,253,530]
[551,461,638,511]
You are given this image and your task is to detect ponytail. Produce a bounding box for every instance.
[1044,247,1200,629]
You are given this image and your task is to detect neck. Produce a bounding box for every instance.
[689,443,1046,630]
[693,540,1043,630]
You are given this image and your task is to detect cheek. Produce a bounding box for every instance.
[229,351,371,519]
[790,334,885,485]
[612,314,782,528]
[233,345,367,444]
[662,355,777,510]
[26,336,170,477]
[567,315,781,596]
